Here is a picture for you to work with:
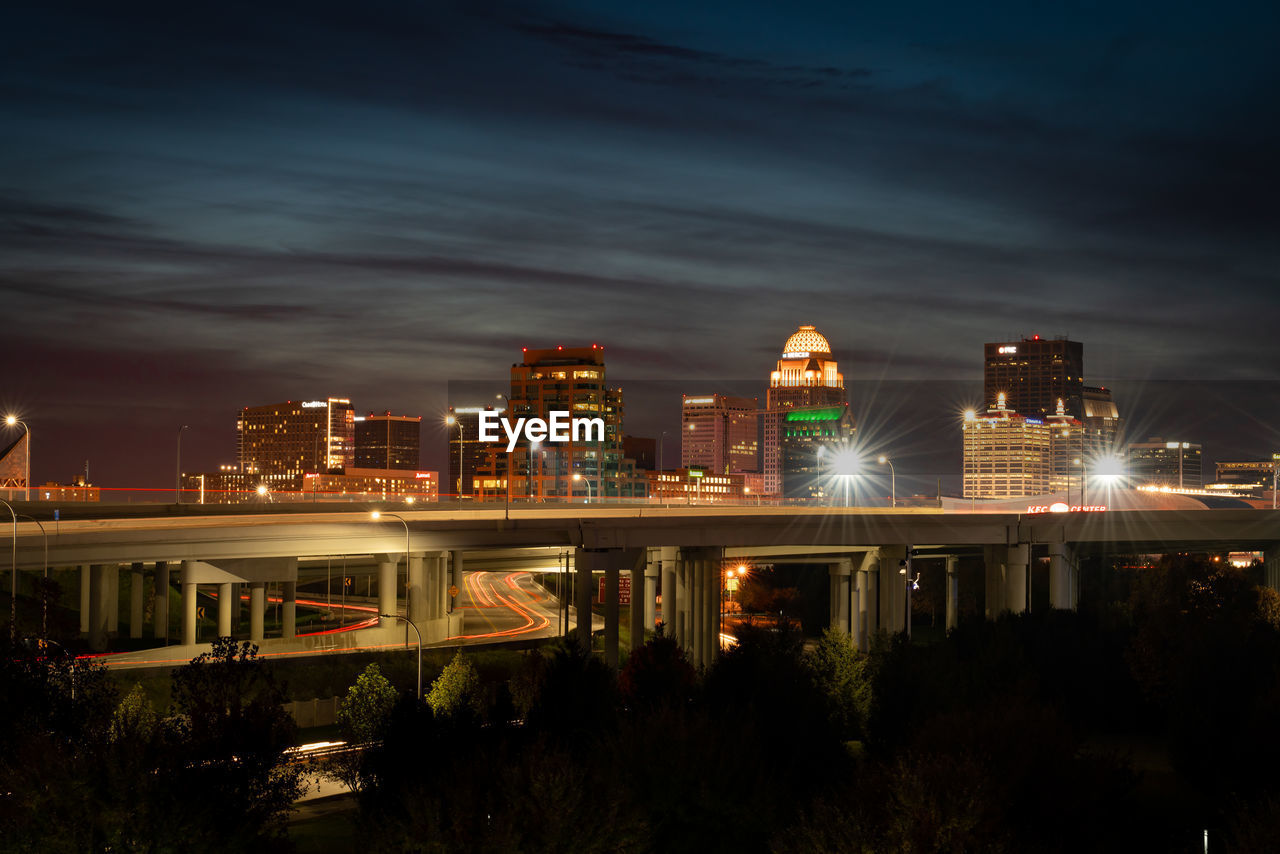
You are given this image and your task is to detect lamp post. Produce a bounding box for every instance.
[446,414,465,506]
[379,612,422,700]
[372,510,411,624]
[658,430,668,472]
[573,472,593,503]
[255,484,273,503]
[176,424,189,504]
[4,417,29,502]
[496,395,511,518]
[17,515,47,643]
[878,455,896,508]
[2,499,15,641]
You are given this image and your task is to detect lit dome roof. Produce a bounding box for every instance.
[782,325,832,356]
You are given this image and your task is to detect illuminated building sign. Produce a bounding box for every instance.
[683,397,716,405]
[478,410,605,451]
[301,401,327,408]
[782,351,811,359]
[998,346,1017,354]
[1026,503,1108,514]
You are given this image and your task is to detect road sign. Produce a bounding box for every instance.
[597,575,632,605]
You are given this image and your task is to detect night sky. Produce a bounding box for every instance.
[3,1,1278,490]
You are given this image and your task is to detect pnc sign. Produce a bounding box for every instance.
[478,409,605,452]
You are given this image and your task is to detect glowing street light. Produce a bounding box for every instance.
[255,484,273,503]
[446,413,464,506]
[878,455,896,508]
[572,472,594,503]
[4,416,30,502]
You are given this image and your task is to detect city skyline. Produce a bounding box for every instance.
[3,1,1278,489]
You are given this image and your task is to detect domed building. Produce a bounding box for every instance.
[763,325,854,501]
[767,325,846,410]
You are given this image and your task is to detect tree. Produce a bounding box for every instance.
[338,662,399,743]
[807,627,872,738]
[426,651,482,719]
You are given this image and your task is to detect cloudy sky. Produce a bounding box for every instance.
[3,0,1277,487]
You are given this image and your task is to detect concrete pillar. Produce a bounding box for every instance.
[705,555,720,665]
[217,582,232,637]
[1049,542,1074,610]
[1264,546,1280,592]
[378,557,398,628]
[878,546,907,633]
[449,550,464,614]
[945,556,959,631]
[644,549,660,633]
[1006,544,1029,614]
[629,560,645,653]
[675,558,690,649]
[79,565,90,635]
[249,581,266,643]
[129,564,144,639]
[984,545,1005,619]
[153,561,169,642]
[106,565,119,634]
[573,547,592,651]
[604,562,620,668]
[407,554,426,623]
[180,561,198,646]
[690,556,704,665]
[660,550,680,637]
[434,554,449,621]
[828,559,852,634]
[282,580,296,639]
[87,564,109,651]
[860,550,880,649]
[851,569,863,650]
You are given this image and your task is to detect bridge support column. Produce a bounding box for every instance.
[878,546,907,633]
[130,563,144,639]
[87,564,109,652]
[106,565,119,634]
[984,546,1005,619]
[282,581,296,639]
[449,550,464,614]
[945,556,959,631]
[858,551,878,651]
[706,552,721,665]
[1265,547,1280,592]
[678,547,723,668]
[604,561,620,668]
[829,559,852,634]
[407,554,426,624]
[643,549,660,637]
[217,582,232,637]
[673,556,689,649]
[79,565,90,635]
[249,581,266,643]
[689,554,703,665]
[1049,542,1074,610]
[659,547,677,640]
[153,561,169,642]
[851,564,864,650]
[180,561,198,645]
[1006,544,1029,614]
[378,558,398,628]
[629,552,648,653]
[574,548,600,652]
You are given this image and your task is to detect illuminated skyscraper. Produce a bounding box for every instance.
[1127,439,1203,489]
[237,398,354,480]
[355,411,421,471]
[681,394,759,475]
[762,325,850,497]
[963,393,1082,499]
[984,336,1084,420]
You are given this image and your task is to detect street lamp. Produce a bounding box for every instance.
[176,425,189,504]
[255,484,274,503]
[572,472,594,503]
[658,430,668,472]
[1,499,15,642]
[496,395,511,518]
[878,455,896,508]
[372,510,412,625]
[4,416,30,501]
[446,414,464,506]
[379,612,423,701]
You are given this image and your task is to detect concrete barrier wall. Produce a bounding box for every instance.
[284,696,340,729]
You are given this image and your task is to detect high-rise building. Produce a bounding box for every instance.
[984,336,1084,420]
[763,325,850,497]
[237,398,354,482]
[1082,385,1123,458]
[474,346,645,501]
[779,405,857,501]
[963,393,1082,499]
[1127,439,1203,489]
[446,405,504,498]
[681,394,759,475]
[355,411,421,471]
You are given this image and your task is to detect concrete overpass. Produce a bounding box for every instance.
[4,504,1278,669]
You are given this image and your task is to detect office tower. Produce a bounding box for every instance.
[984,336,1084,420]
[237,398,354,481]
[446,405,503,498]
[763,325,850,497]
[1127,439,1203,489]
[475,346,645,501]
[681,394,759,475]
[1082,385,1123,458]
[963,393,1082,499]
[779,405,857,501]
[355,411,421,470]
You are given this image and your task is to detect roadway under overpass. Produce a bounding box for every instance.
[4,504,1278,669]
